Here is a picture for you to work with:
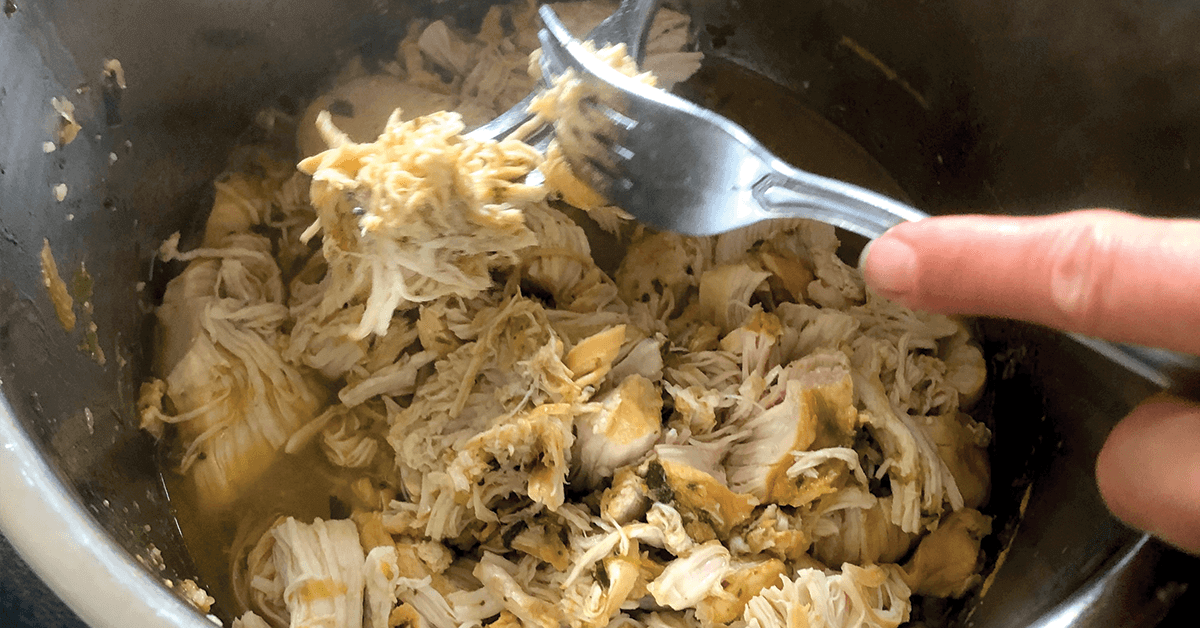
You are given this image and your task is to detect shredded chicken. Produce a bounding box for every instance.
[296,110,543,340]
[232,612,273,628]
[140,230,326,508]
[142,3,994,628]
[742,564,912,628]
[266,517,367,628]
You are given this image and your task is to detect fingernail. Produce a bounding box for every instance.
[856,240,874,274]
[859,233,918,297]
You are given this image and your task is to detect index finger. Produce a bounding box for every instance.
[859,210,1200,356]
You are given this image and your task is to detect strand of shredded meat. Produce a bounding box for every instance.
[139,3,993,628]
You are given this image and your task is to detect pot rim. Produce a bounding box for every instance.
[0,397,214,628]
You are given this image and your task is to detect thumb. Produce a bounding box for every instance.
[1096,398,1200,553]
[860,210,1200,356]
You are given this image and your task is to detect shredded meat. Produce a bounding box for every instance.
[143,3,993,628]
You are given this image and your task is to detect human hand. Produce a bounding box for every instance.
[859,209,1200,552]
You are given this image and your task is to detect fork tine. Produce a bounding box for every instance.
[552,112,625,195]
[588,0,660,64]
[536,25,569,83]
[466,0,658,142]
[536,10,574,77]
[556,120,622,182]
[539,7,641,195]
[576,99,638,181]
[538,7,641,137]
[573,151,634,198]
[565,101,636,187]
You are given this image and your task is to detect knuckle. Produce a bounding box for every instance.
[1047,216,1120,333]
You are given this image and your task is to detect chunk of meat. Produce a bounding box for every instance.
[726,351,859,506]
[902,508,993,598]
[271,518,367,628]
[573,374,663,489]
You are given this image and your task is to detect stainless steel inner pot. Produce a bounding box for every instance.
[2,1,1200,626]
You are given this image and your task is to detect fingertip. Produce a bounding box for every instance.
[1096,398,1200,554]
[859,226,920,303]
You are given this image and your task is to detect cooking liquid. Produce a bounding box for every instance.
[166,441,372,619]
[166,57,909,622]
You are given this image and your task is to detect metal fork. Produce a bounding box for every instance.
[536,5,929,239]
[463,0,661,144]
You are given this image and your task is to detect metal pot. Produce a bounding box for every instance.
[1,0,1198,626]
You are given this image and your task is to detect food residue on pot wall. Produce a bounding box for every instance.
[80,320,106,366]
[50,97,81,145]
[73,264,105,365]
[37,241,107,364]
[102,58,127,126]
[102,58,126,89]
[39,238,76,332]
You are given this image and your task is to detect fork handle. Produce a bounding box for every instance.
[750,168,929,240]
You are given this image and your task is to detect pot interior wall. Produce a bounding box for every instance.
[2,0,1197,626]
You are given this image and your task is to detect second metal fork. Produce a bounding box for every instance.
[464,0,661,145]
[536,5,929,239]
